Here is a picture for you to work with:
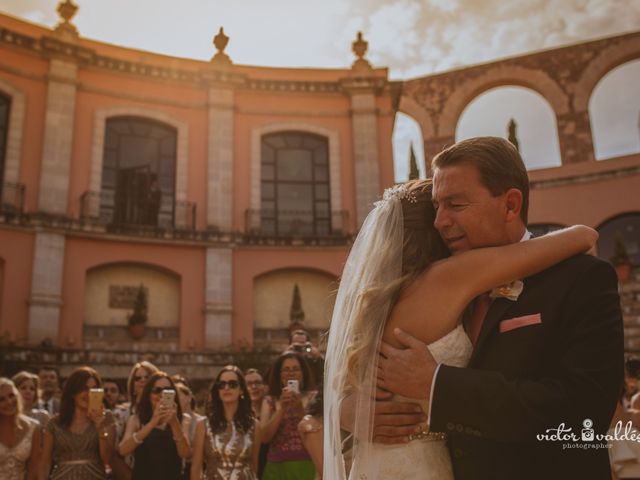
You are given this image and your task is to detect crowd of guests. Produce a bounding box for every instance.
[0,329,324,480]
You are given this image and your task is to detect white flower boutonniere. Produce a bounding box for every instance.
[489,280,524,301]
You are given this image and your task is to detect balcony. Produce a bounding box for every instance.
[80,190,196,234]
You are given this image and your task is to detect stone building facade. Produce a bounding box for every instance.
[0,4,638,379]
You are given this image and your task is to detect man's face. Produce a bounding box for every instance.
[103,382,120,408]
[432,163,511,254]
[291,333,308,345]
[39,370,59,393]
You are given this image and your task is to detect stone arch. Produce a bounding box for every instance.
[595,211,640,265]
[250,122,342,216]
[84,261,181,328]
[0,78,26,202]
[393,111,427,182]
[456,86,562,169]
[439,66,569,139]
[574,37,640,112]
[588,59,640,160]
[88,106,189,217]
[398,94,435,139]
[252,267,337,331]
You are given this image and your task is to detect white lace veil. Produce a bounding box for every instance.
[324,186,407,480]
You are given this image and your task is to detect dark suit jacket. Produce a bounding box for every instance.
[430,254,624,480]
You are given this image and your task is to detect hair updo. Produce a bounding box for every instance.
[400,179,448,276]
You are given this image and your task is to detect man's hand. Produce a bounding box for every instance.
[372,400,426,444]
[377,328,438,400]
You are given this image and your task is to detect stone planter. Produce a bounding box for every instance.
[128,323,145,340]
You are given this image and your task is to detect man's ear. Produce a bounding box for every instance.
[504,188,523,222]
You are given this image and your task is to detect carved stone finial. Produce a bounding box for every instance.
[352,31,368,60]
[54,0,79,40]
[351,31,372,74]
[211,27,232,66]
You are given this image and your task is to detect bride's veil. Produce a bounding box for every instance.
[324,186,406,479]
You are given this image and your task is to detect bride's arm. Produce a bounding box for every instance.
[429,225,597,305]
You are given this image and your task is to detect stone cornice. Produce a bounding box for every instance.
[0,25,390,95]
[530,165,640,189]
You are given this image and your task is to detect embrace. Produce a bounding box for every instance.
[324,137,624,480]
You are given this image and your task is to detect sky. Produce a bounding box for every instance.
[1,0,639,180]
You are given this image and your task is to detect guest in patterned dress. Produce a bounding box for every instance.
[39,367,116,480]
[191,365,260,480]
[260,351,317,480]
[12,371,50,427]
[0,378,41,480]
[245,368,268,478]
[119,372,190,480]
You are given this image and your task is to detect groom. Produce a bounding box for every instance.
[375,137,624,479]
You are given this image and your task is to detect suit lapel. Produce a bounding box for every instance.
[469,297,512,365]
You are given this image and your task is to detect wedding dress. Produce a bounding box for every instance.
[324,184,474,480]
[363,324,473,480]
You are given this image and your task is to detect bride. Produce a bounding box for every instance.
[323,179,597,479]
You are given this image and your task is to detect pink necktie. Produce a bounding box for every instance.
[469,293,491,346]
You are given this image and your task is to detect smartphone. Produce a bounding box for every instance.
[161,389,176,408]
[287,379,299,394]
[88,388,104,415]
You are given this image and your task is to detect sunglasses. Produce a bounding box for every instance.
[216,380,240,390]
[151,387,175,395]
[246,380,263,387]
[134,375,149,382]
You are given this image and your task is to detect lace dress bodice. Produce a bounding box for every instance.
[0,417,38,480]
[359,324,473,480]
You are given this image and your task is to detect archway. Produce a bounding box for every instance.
[589,60,640,160]
[456,86,562,169]
[393,112,426,182]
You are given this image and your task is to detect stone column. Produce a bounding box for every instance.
[424,134,456,174]
[349,90,381,227]
[556,110,596,164]
[28,232,65,344]
[37,57,78,214]
[206,87,234,230]
[204,247,233,348]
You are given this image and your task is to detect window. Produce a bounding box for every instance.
[261,132,330,236]
[100,117,176,227]
[597,213,640,265]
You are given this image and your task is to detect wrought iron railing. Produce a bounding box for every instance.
[80,190,196,230]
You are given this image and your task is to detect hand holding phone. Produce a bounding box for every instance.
[287,379,299,394]
[88,388,104,416]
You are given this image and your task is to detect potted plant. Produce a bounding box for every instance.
[128,284,147,339]
[611,233,632,283]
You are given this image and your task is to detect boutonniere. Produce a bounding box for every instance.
[490,280,524,301]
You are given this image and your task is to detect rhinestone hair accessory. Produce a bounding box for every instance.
[374,184,417,207]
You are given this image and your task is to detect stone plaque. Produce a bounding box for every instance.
[109,285,148,309]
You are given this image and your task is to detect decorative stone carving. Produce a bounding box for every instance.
[54,0,79,42]
[211,27,232,67]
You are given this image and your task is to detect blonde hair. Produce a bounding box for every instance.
[344,180,448,388]
[12,371,40,405]
[0,377,24,430]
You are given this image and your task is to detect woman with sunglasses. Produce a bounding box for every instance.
[119,372,190,480]
[39,367,116,480]
[191,365,260,479]
[260,351,317,480]
[0,377,41,480]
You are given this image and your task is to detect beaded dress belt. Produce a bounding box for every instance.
[59,459,95,465]
[408,430,447,442]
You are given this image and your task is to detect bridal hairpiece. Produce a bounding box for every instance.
[374,184,417,207]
